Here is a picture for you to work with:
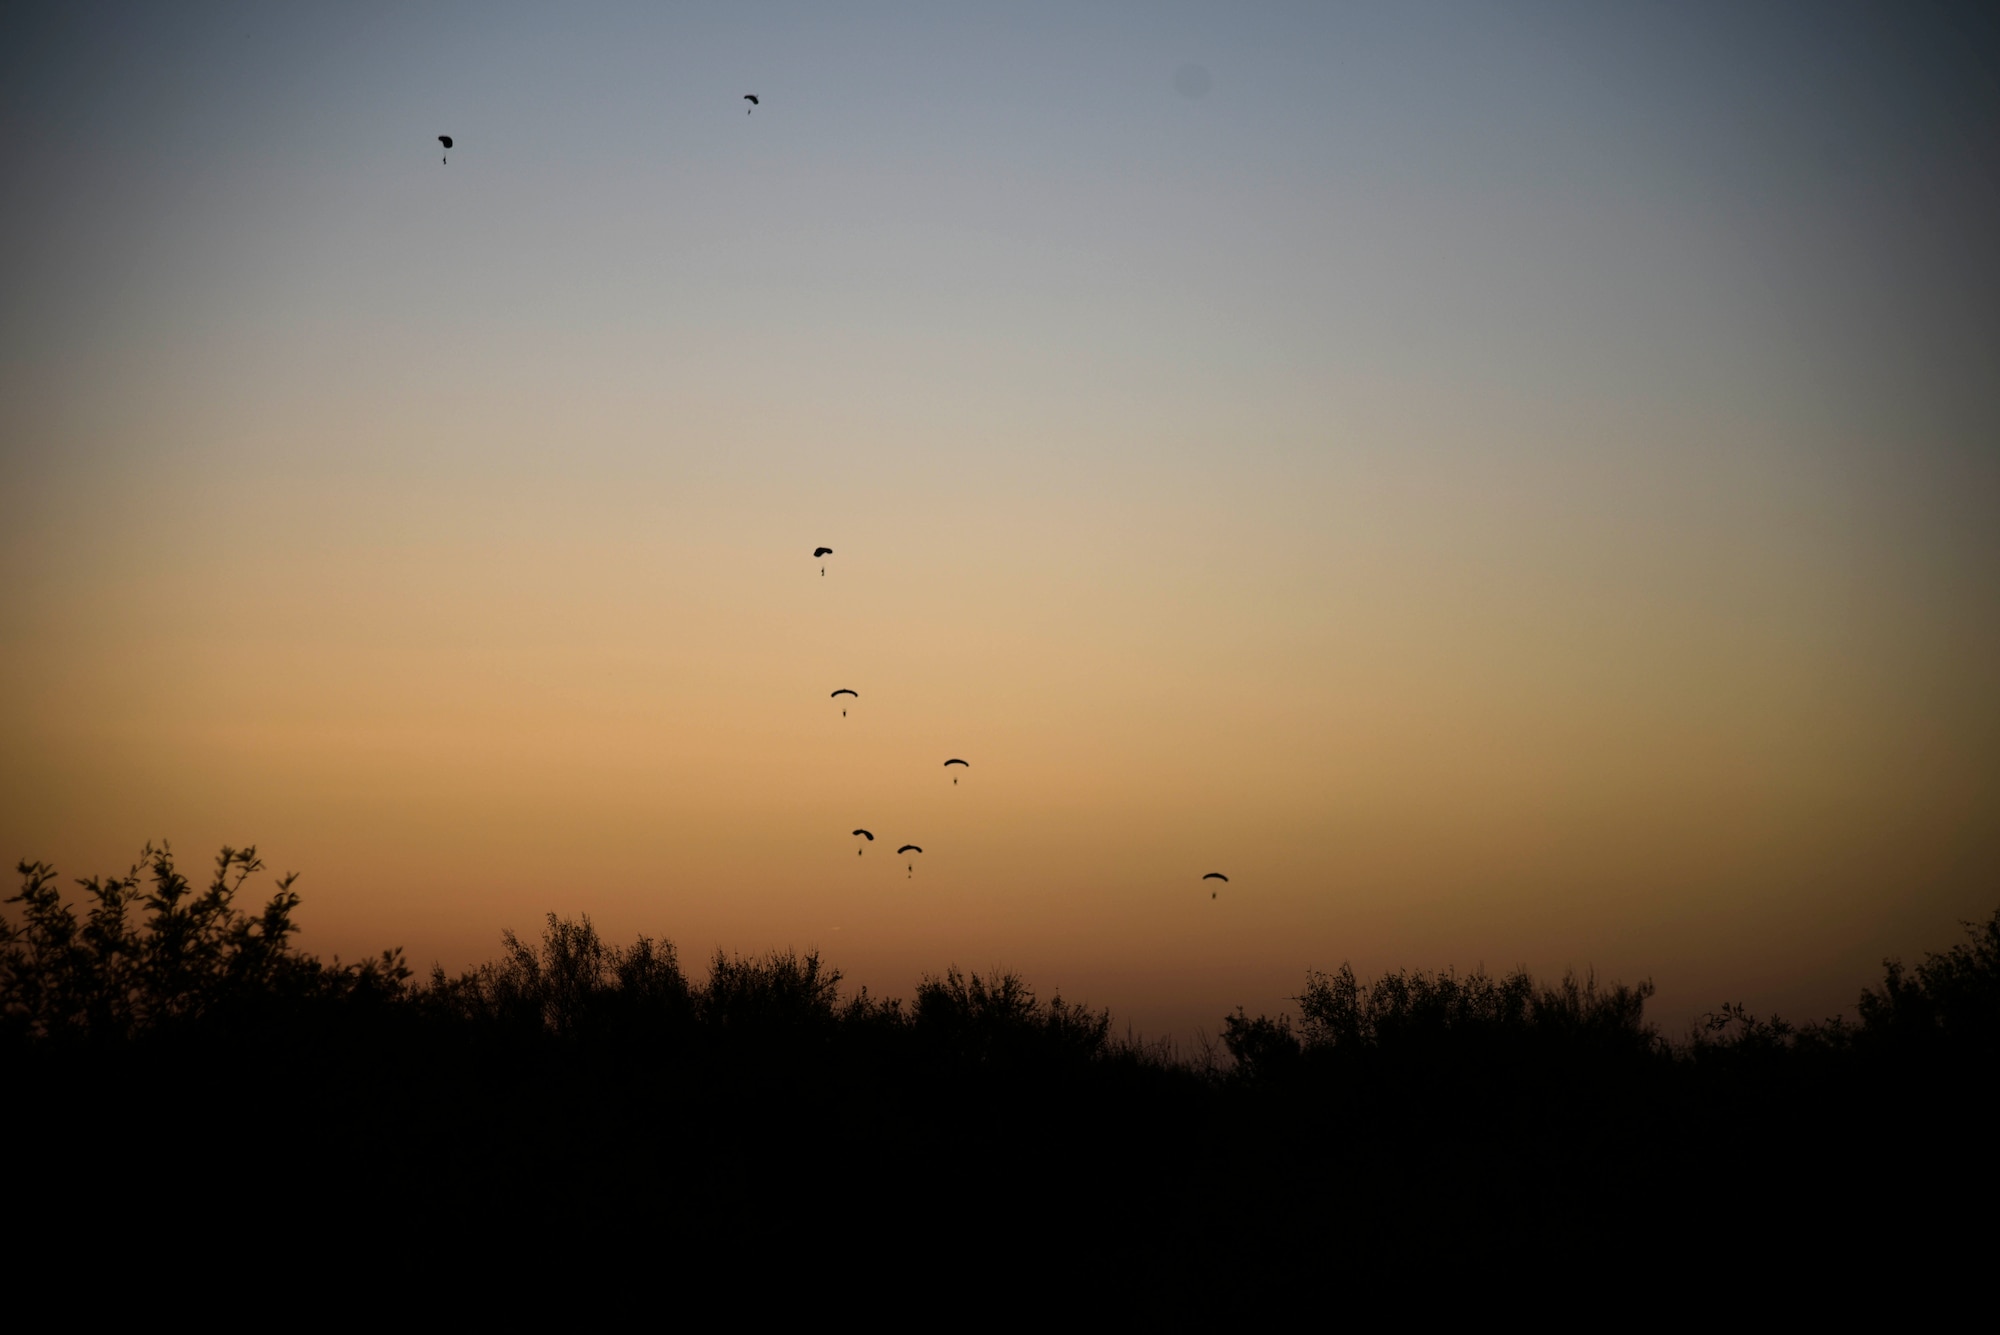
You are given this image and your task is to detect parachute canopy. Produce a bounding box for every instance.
[852,829,874,840]
[438,135,453,148]
[897,845,922,855]
[744,94,759,108]
[831,689,857,699]
[1202,872,1229,882]
[943,758,969,768]
[813,547,832,557]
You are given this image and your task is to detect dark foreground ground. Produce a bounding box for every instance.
[6,845,1994,1297]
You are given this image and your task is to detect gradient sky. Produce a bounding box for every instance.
[4,1,1997,1042]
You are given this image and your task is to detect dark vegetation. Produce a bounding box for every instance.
[6,844,1994,1285]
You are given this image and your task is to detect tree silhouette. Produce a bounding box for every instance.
[5,844,1995,1281]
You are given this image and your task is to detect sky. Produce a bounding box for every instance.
[3,0,1997,1042]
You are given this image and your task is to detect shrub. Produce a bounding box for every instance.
[1857,906,2000,1059]
[1289,963,1655,1057]
[1,842,405,1043]
[1219,1008,1301,1079]
[428,912,691,1036]
[912,967,1111,1067]
[701,946,842,1034]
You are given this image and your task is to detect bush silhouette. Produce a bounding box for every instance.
[1221,963,1657,1075]
[1297,962,1655,1053]
[426,911,691,1037]
[1857,910,2000,1058]
[1,842,405,1043]
[702,945,842,1034]
[6,843,1995,1279]
[1218,1009,1301,1080]
[912,966,1111,1068]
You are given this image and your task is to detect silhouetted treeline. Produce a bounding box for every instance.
[6,844,1994,1286]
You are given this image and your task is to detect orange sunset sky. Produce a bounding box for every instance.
[4,1,1997,1041]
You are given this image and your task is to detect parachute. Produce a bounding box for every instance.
[944,757,969,785]
[831,688,857,717]
[438,134,452,164]
[898,844,923,878]
[1203,871,1228,900]
[853,829,873,856]
[744,94,759,113]
[813,545,831,575]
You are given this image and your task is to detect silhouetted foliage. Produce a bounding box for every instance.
[6,846,1995,1284]
[1301,962,1655,1052]
[1218,1009,1301,1080]
[1857,910,2000,1058]
[426,912,691,1036]
[702,946,841,1034]
[1,842,405,1044]
[1222,964,1658,1077]
[912,966,1111,1068]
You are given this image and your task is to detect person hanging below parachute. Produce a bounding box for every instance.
[813,546,832,576]
[944,758,969,785]
[438,135,452,164]
[898,845,923,877]
[1203,872,1228,900]
[853,829,874,856]
[831,688,857,717]
[744,94,759,113]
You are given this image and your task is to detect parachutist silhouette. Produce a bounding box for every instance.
[439,134,452,164]
[745,94,759,113]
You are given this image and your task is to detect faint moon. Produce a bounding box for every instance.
[1173,63,1212,100]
